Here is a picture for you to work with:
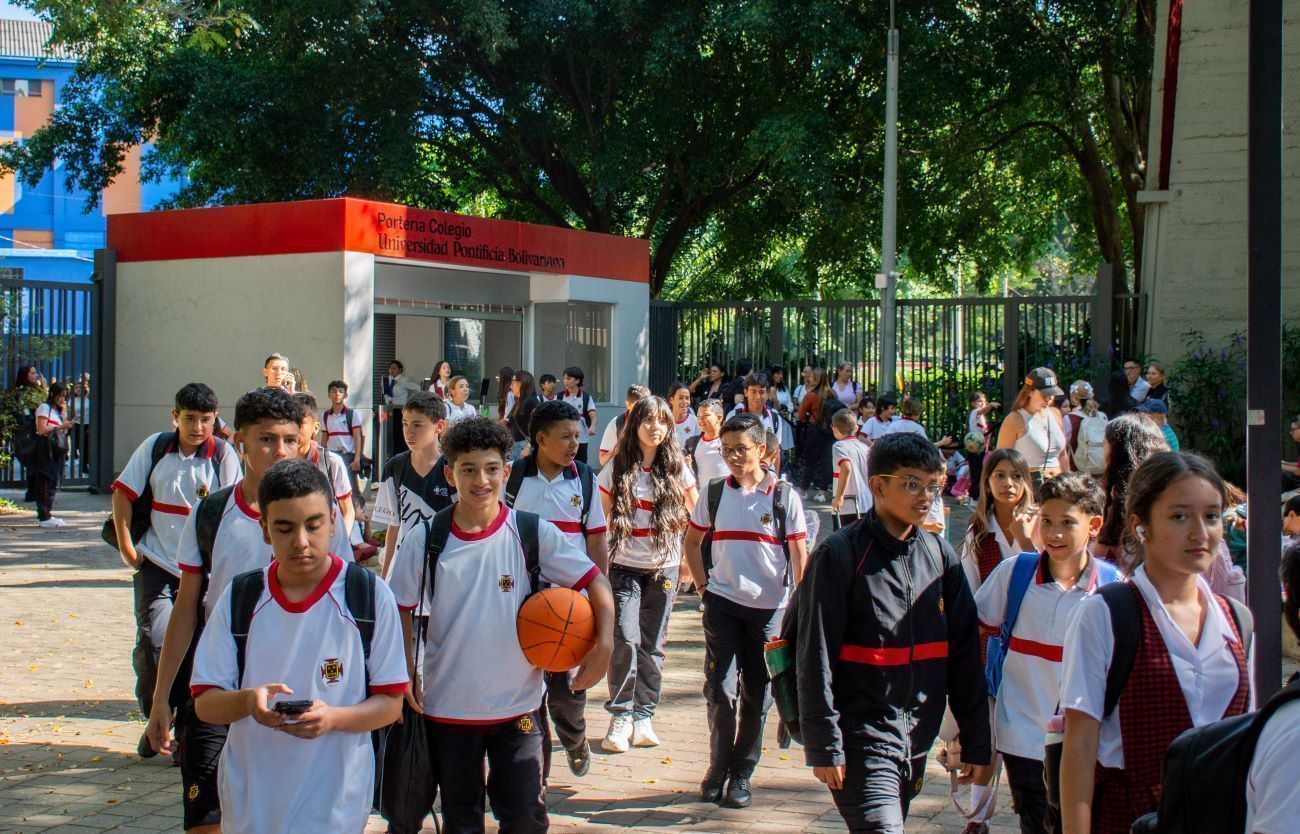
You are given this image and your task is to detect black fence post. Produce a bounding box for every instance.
[1002,298,1020,411]
[91,249,116,493]
[1090,264,1116,395]
[768,303,785,379]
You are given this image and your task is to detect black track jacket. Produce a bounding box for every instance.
[796,509,991,768]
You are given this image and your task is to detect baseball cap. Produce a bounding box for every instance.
[1024,367,1064,397]
[1136,398,1169,415]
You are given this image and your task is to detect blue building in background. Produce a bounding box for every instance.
[0,18,179,283]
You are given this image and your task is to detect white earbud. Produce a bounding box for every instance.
[1135,525,1147,543]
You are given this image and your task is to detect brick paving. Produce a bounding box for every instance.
[0,488,1024,833]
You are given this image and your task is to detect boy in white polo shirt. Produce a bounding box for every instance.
[973,472,1118,834]
[830,408,872,527]
[111,382,241,744]
[390,418,615,832]
[144,387,353,832]
[683,413,809,809]
[323,380,365,512]
[293,393,357,539]
[560,366,598,465]
[191,459,407,834]
[503,399,609,779]
[685,399,729,488]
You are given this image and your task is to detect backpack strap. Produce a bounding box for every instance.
[423,505,457,602]
[615,412,626,433]
[387,453,409,522]
[684,435,702,470]
[503,454,533,509]
[1223,595,1255,659]
[515,510,542,594]
[230,569,267,688]
[196,485,236,575]
[576,461,595,531]
[1000,552,1041,648]
[772,477,793,587]
[1099,581,1141,718]
[343,562,377,685]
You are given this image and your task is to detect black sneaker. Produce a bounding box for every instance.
[722,775,752,808]
[699,769,727,803]
[567,746,590,777]
[137,729,158,759]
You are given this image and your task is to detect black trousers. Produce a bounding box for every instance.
[828,749,927,833]
[795,427,833,491]
[177,697,226,829]
[427,712,548,834]
[31,471,58,520]
[539,670,587,780]
[132,560,185,716]
[702,592,781,779]
[606,564,678,719]
[968,451,986,503]
[1003,752,1058,834]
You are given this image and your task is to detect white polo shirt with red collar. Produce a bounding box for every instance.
[323,408,358,454]
[831,435,873,516]
[688,471,808,610]
[190,554,407,834]
[974,552,1111,760]
[693,434,730,488]
[503,458,607,543]
[674,411,700,447]
[597,464,697,570]
[176,482,354,621]
[388,505,600,722]
[111,432,242,576]
[308,442,353,503]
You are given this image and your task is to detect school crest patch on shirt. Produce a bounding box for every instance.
[760,513,773,526]
[196,484,209,499]
[570,494,583,507]
[499,574,515,592]
[320,657,343,685]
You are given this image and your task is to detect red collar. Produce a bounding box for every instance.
[269,554,343,613]
[726,470,776,494]
[451,502,509,541]
[234,481,259,520]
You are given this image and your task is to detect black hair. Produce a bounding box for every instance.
[175,382,220,413]
[529,400,582,444]
[1123,451,1227,569]
[1099,413,1169,547]
[768,365,787,390]
[626,384,651,403]
[1039,471,1105,517]
[742,373,769,391]
[721,412,767,446]
[667,381,689,400]
[236,386,306,430]
[257,458,333,513]
[46,380,66,405]
[389,359,404,371]
[292,391,319,416]
[868,432,944,477]
[563,366,585,384]
[441,417,512,465]
[538,373,557,386]
[264,353,288,367]
[876,394,898,412]
[1283,541,1300,639]
[735,358,753,378]
[403,391,447,422]
[12,364,37,390]
[969,390,987,406]
[327,380,348,393]
[1286,495,1300,517]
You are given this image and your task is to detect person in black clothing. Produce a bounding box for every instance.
[797,432,992,833]
[507,370,541,460]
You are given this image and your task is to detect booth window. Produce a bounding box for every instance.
[566,302,611,402]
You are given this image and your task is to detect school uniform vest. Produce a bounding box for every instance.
[1091,583,1250,834]
[973,530,1004,667]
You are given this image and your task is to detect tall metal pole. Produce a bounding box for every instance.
[1246,0,1283,698]
[877,0,900,396]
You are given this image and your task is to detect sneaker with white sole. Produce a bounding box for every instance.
[38,517,66,529]
[631,718,660,747]
[601,714,632,753]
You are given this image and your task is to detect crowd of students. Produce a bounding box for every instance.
[44,349,1295,834]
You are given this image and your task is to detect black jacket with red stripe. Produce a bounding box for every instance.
[795,509,991,768]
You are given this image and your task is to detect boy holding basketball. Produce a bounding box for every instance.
[503,400,608,778]
[684,412,809,808]
[389,418,615,832]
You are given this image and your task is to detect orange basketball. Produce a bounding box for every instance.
[517,588,597,672]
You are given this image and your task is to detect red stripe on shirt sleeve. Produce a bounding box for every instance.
[584,525,608,536]
[398,603,417,612]
[787,532,808,542]
[178,563,202,574]
[688,519,711,532]
[190,684,222,698]
[572,565,600,593]
[598,485,611,496]
[110,480,139,502]
[369,681,410,696]
[336,490,352,501]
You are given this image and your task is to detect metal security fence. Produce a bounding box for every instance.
[650,277,1142,439]
[2,277,100,488]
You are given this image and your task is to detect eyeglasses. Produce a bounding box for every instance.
[876,474,944,497]
[719,444,759,458]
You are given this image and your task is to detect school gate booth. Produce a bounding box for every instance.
[102,198,650,473]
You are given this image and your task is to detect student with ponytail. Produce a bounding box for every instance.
[597,396,698,753]
[1058,452,1253,834]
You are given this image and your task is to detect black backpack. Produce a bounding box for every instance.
[502,454,594,532]
[684,434,702,476]
[818,397,848,434]
[1132,675,1300,834]
[229,561,377,687]
[417,505,542,609]
[11,410,39,467]
[102,432,234,550]
[698,475,792,585]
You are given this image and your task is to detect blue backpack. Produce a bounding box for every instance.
[984,552,1121,697]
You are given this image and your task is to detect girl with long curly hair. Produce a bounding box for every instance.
[596,395,698,754]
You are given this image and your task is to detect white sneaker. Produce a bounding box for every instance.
[38,517,66,529]
[601,714,633,753]
[631,718,660,747]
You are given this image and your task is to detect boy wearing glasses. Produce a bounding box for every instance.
[684,413,808,809]
[796,432,990,832]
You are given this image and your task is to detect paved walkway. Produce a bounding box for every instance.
[0,489,1014,833]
